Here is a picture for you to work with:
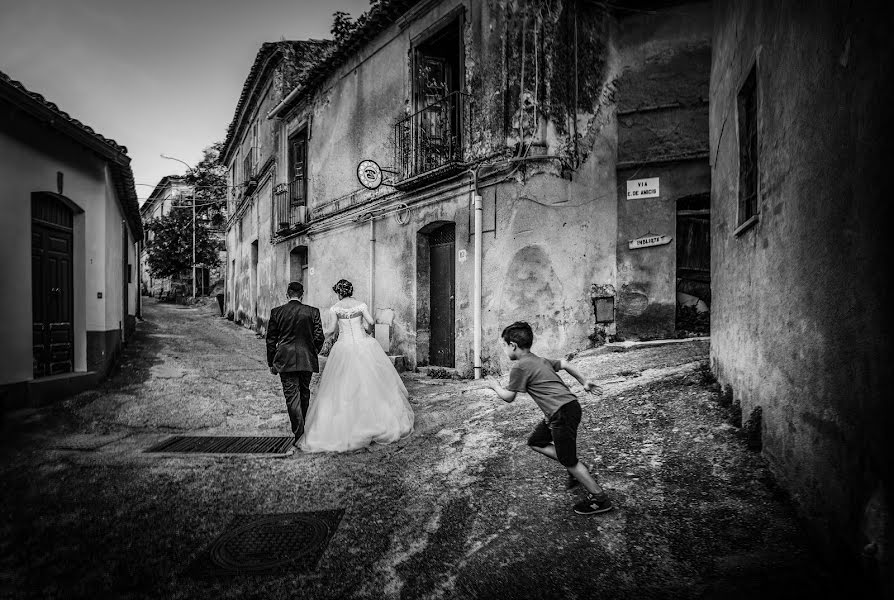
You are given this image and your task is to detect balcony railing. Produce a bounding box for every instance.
[274,176,307,235]
[394,91,471,188]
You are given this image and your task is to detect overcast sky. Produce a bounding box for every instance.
[0,0,370,204]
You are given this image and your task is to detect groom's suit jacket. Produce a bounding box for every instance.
[266,300,325,373]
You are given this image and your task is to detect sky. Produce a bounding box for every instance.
[0,0,370,205]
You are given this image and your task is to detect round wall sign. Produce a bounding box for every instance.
[357,160,383,190]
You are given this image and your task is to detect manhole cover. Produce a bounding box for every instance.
[189,511,343,577]
[144,436,293,454]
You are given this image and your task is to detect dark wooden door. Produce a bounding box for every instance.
[32,196,74,378]
[429,224,455,367]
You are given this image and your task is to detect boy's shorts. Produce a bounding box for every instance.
[527,399,581,467]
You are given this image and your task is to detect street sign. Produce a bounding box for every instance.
[629,234,672,250]
[626,177,660,199]
[357,160,383,190]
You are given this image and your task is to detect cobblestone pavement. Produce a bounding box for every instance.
[0,298,846,599]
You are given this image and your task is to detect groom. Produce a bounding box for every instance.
[266,281,325,445]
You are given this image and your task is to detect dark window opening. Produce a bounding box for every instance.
[275,127,309,235]
[737,65,758,225]
[395,14,470,185]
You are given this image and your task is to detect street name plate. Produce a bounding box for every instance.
[629,234,672,250]
[626,177,660,199]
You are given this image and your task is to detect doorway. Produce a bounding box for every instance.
[289,245,308,286]
[428,223,455,367]
[676,192,711,334]
[32,194,74,378]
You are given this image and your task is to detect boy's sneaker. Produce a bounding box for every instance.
[573,493,614,515]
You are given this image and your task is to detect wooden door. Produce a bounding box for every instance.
[32,196,74,378]
[429,224,455,367]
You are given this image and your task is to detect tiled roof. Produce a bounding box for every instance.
[274,0,421,116]
[0,69,143,241]
[0,69,128,155]
[221,39,335,163]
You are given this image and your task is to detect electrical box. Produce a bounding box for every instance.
[595,296,615,323]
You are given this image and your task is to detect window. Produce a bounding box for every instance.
[274,126,309,235]
[395,11,469,184]
[288,127,308,204]
[737,64,759,229]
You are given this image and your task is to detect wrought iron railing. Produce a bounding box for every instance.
[394,91,471,184]
[274,176,307,234]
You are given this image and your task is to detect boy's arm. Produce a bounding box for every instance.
[558,360,603,395]
[486,378,517,403]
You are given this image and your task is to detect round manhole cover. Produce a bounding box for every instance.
[209,514,331,573]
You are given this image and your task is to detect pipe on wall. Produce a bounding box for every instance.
[369,218,376,317]
[473,191,483,380]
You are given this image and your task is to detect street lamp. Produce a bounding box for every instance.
[160,154,197,300]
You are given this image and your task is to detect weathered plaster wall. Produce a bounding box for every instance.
[0,114,134,387]
[613,2,711,338]
[616,160,710,338]
[710,0,893,589]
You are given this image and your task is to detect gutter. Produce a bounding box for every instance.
[267,85,303,121]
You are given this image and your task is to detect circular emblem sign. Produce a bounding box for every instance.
[357,160,383,190]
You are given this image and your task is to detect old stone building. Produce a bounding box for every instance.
[223,0,712,376]
[0,70,143,405]
[139,175,189,298]
[709,0,892,594]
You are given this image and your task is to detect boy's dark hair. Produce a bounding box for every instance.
[287,281,304,297]
[501,321,533,349]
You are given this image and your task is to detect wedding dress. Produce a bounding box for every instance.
[299,302,414,452]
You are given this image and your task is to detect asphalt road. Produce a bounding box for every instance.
[0,298,845,599]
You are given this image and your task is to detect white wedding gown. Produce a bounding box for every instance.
[299,302,414,452]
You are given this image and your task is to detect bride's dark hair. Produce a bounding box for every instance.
[332,279,353,297]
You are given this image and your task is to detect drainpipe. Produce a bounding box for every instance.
[473,172,483,380]
[369,218,376,316]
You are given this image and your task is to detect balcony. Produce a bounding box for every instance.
[242,148,258,195]
[393,91,471,190]
[274,176,307,235]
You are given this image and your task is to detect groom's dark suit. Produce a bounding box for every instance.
[266,299,325,441]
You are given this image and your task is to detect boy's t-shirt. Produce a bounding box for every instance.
[506,352,578,419]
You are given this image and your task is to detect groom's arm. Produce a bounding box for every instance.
[312,308,325,352]
[266,308,279,368]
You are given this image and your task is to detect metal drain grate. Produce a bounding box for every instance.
[188,511,343,577]
[144,436,293,454]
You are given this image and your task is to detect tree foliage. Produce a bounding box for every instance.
[182,141,227,229]
[145,205,223,280]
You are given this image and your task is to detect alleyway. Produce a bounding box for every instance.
[1,299,842,599]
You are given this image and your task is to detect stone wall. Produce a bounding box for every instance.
[710,0,893,591]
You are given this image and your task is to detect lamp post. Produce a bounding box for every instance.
[160,154,197,299]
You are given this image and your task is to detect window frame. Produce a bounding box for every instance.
[734,55,761,237]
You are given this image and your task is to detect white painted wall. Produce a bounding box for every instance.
[0,119,136,386]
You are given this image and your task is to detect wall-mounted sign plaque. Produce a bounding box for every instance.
[629,234,672,250]
[626,177,660,199]
[357,160,383,190]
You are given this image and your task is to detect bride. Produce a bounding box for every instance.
[299,279,414,452]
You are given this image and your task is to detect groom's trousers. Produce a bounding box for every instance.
[279,371,312,440]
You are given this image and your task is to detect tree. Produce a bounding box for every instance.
[145,206,223,280]
[183,141,227,230]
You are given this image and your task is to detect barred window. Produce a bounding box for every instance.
[737,65,759,225]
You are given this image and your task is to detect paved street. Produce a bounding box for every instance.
[1,299,842,599]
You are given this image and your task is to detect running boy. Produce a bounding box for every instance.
[486,321,613,515]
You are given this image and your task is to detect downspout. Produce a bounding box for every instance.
[369,218,376,316]
[473,169,483,380]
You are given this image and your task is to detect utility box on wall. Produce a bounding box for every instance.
[594,296,615,323]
